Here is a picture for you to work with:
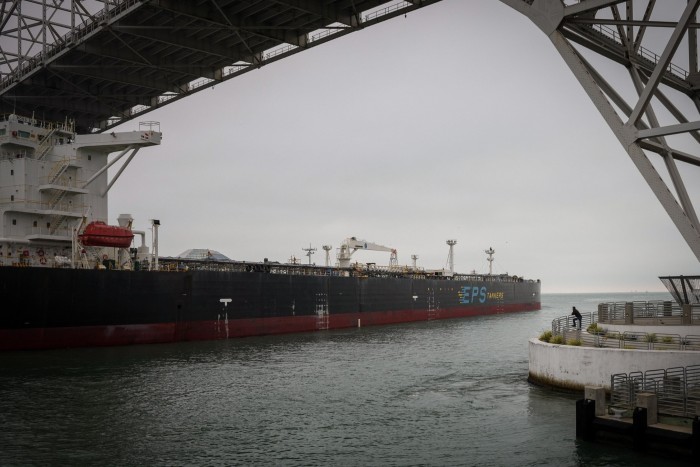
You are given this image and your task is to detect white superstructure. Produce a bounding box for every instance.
[0,114,161,267]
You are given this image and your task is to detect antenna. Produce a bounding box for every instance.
[411,254,418,269]
[485,246,495,275]
[446,240,457,274]
[322,245,332,267]
[302,244,317,265]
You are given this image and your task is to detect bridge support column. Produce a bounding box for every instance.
[683,304,693,325]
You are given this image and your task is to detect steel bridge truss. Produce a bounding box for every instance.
[0,0,438,133]
[3,0,700,264]
[503,0,700,264]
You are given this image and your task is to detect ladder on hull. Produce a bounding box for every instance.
[316,293,329,330]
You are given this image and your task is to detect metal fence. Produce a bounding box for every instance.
[610,365,700,418]
[598,300,700,325]
[549,311,700,350]
[551,312,597,336]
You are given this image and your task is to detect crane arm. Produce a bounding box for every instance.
[337,237,398,268]
[343,238,395,253]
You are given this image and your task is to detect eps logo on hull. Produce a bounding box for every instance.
[458,286,487,304]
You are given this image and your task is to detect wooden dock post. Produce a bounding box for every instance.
[576,398,596,441]
[632,407,647,452]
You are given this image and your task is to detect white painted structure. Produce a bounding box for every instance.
[0,114,161,268]
[528,338,700,391]
[336,237,397,268]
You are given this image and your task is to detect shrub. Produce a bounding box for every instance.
[567,338,582,346]
[539,330,553,342]
[661,336,673,344]
[644,333,657,343]
[550,335,564,345]
[587,323,606,335]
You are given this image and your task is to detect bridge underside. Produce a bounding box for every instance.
[3,0,700,267]
[0,0,439,133]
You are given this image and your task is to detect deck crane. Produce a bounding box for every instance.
[337,237,398,268]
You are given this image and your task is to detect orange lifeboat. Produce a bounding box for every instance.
[79,221,134,248]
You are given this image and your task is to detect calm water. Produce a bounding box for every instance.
[0,292,692,466]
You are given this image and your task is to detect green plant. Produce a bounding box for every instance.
[587,323,605,335]
[661,336,673,344]
[645,333,657,343]
[539,330,553,342]
[550,335,564,345]
[567,338,582,346]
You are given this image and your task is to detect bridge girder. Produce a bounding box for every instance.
[0,0,440,132]
[502,0,700,265]
[3,0,700,267]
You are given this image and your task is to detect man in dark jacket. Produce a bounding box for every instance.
[571,306,583,329]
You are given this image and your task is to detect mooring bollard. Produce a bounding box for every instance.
[636,393,658,425]
[584,386,606,416]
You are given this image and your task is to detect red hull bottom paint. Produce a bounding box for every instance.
[0,303,540,350]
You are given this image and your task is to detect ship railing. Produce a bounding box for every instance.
[38,175,85,188]
[0,114,75,133]
[610,364,700,418]
[0,197,87,213]
[155,258,539,281]
[2,222,73,240]
[29,224,73,238]
[0,149,31,160]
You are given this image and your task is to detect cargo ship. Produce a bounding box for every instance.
[0,114,541,350]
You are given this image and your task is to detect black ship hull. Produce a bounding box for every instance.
[0,267,540,350]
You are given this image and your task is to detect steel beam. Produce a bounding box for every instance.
[503,0,700,263]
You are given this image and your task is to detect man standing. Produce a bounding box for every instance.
[571,306,583,329]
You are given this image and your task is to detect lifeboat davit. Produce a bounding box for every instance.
[79,221,134,248]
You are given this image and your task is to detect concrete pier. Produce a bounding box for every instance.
[576,387,700,461]
[528,338,700,391]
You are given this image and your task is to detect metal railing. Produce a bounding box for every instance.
[598,300,698,325]
[551,312,597,336]
[585,22,688,80]
[1,0,142,90]
[549,309,700,350]
[610,365,700,418]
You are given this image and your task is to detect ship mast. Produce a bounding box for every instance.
[302,244,316,265]
[446,239,457,274]
[151,219,160,271]
[485,247,495,275]
[322,245,332,267]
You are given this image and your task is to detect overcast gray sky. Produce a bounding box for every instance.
[110,0,699,294]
